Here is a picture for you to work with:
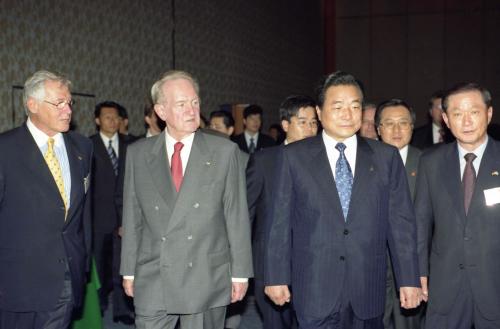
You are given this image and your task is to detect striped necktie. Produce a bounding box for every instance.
[107,139,118,176]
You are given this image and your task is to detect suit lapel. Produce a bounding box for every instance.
[348,137,376,222]
[64,133,86,223]
[441,142,467,225]
[405,146,420,200]
[145,132,177,211]
[166,132,212,234]
[20,126,64,211]
[307,136,344,222]
[468,138,500,216]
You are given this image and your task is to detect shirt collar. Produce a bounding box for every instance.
[26,117,64,148]
[99,132,118,145]
[399,144,409,165]
[457,136,488,161]
[322,130,357,151]
[165,130,195,149]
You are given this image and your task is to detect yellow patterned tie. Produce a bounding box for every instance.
[44,138,68,218]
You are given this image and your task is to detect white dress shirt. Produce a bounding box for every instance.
[399,145,409,166]
[323,131,357,179]
[457,137,488,178]
[432,123,442,144]
[244,131,259,149]
[99,132,119,156]
[27,118,72,208]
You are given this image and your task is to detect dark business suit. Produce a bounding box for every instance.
[0,124,92,328]
[415,139,500,327]
[411,123,454,150]
[246,145,293,329]
[232,132,276,153]
[89,133,131,316]
[384,145,423,329]
[265,135,419,327]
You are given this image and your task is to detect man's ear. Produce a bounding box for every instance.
[154,104,167,121]
[95,117,101,127]
[26,97,39,115]
[281,120,289,133]
[228,126,234,136]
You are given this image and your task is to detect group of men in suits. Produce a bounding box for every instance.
[1,68,499,329]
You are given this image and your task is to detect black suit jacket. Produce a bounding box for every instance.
[265,135,419,320]
[415,138,500,319]
[232,132,276,153]
[246,145,282,280]
[405,145,422,201]
[411,123,454,150]
[0,124,92,311]
[90,133,128,233]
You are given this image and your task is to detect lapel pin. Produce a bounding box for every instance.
[206,161,211,166]
[492,171,499,176]
[369,166,374,172]
[77,156,83,160]
[411,171,417,177]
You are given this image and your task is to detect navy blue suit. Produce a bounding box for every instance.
[247,145,293,328]
[0,124,92,313]
[265,135,419,323]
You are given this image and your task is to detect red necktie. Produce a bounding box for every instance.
[171,142,184,192]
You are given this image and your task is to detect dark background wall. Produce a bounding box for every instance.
[333,0,500,126]
[0,0,323,135]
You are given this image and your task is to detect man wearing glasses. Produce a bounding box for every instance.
[0,70,93,329]
[375,99,424,329]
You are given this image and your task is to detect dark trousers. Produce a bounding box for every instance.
[296,287,383,329]
[0,277,73,329]
[93,231,114,311]
[254,278,294,329]
[384,253,424,329]
[425,277,500,329]
[112,232,134,317]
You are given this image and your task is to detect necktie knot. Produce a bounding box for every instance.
[335,142,346,153]
[47,137,55,150]
[174,142,184,153]
[464,153,476,163]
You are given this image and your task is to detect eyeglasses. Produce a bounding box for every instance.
[43,99,75,110]
[379,121,412,130]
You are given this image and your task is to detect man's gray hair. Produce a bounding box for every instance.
[23,70,71,114]
[151,70,200,104]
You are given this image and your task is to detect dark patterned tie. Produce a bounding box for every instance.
[335,143,353,220]
[249,137,256,154]
[463,153,477,215]
[171,142,184,192]
[107,140,118,176]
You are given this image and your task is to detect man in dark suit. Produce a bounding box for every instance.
[375,99,424,329]
[232,105,275,153]
[90,101,133,324]
[120,70,253,329]
[264,71,422,329]
[117,103,139,143]
[416,83,500,328]
[247,94,318,329]
[0,70,92,329]
[411,90,454,149]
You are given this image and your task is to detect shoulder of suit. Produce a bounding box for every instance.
[200,130,238,149]
[0,126,24,143]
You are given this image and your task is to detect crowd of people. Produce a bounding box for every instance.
[0,69,498,329]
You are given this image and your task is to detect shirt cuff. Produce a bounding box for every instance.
[231,277,248,283]
[123,276,134,280]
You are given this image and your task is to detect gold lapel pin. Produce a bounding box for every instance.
[206,161,211,166]
[411,171,417,177]
[492,171,499,176]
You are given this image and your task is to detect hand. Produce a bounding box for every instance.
[123,278,134,297]
[117,226,124,237]
[264,285,291,306]
[231,282,248,303]
[420,276,429,302]
[399,286,422,309]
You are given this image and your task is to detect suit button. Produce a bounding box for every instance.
[464,237,470,241]
[161,237,166,242]
[187,235,193,240]
[193,203,200,208]
[154,206,159,210]
[459,264,465,269]
[188,262,193,267]
[340,256,345,261]
[343,229,349,235]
